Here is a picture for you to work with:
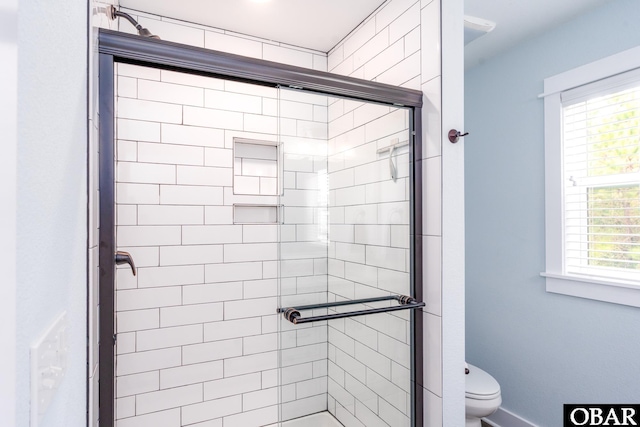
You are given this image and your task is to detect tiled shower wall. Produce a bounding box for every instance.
[326,100,412,427]
[328,1,445,424]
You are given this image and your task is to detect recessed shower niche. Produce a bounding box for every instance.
[100,30,423,427]
[233,138,279,196]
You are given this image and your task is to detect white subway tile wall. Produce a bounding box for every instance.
[92,0,443,425]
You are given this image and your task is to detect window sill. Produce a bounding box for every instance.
[541,272,640,308]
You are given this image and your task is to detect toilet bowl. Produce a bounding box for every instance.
[465,363,501,427]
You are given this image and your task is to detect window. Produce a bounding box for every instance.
[563,70,640,279]
[543,46,640,307]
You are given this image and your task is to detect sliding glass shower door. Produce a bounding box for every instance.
[103,41,422,427]
[276,88,418,427]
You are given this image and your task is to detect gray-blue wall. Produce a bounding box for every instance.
[465,1,640,425]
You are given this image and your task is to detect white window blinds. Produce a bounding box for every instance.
[561,68,640,280]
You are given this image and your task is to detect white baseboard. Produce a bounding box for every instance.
[483,407,539,427]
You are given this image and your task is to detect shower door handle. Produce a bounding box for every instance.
[279,295,425,324]
[115,251,137,276]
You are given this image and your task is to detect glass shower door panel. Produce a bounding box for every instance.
[277,87,414,427]
[277,88,331,423]
[114,64,281,427]
[326,99,412,427]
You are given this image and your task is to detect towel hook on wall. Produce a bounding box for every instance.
[448,129,469,143]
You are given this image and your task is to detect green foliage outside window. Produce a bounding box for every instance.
[585,87,640,270]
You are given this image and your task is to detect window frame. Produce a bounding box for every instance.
[542,45,640,308]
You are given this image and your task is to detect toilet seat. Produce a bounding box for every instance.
[466,390,501,400]
[465,364,501,400]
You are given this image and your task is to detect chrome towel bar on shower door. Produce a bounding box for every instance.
[278,295,425,324]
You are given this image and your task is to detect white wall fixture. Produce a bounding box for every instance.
[30,312,68,427]
[464,15,496,46]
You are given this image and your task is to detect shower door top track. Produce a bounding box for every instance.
[98,29,423,108]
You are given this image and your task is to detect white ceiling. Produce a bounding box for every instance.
[121,0,613,63]
[119,0,388,52]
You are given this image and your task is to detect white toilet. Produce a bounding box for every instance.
[465,363,502,427]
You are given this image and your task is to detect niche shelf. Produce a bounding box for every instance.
[233,138,279,196]
[233,204,279,224]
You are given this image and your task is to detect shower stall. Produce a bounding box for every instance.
[98,30,424,427]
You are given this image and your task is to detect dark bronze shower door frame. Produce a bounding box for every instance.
[97,28,424,427]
